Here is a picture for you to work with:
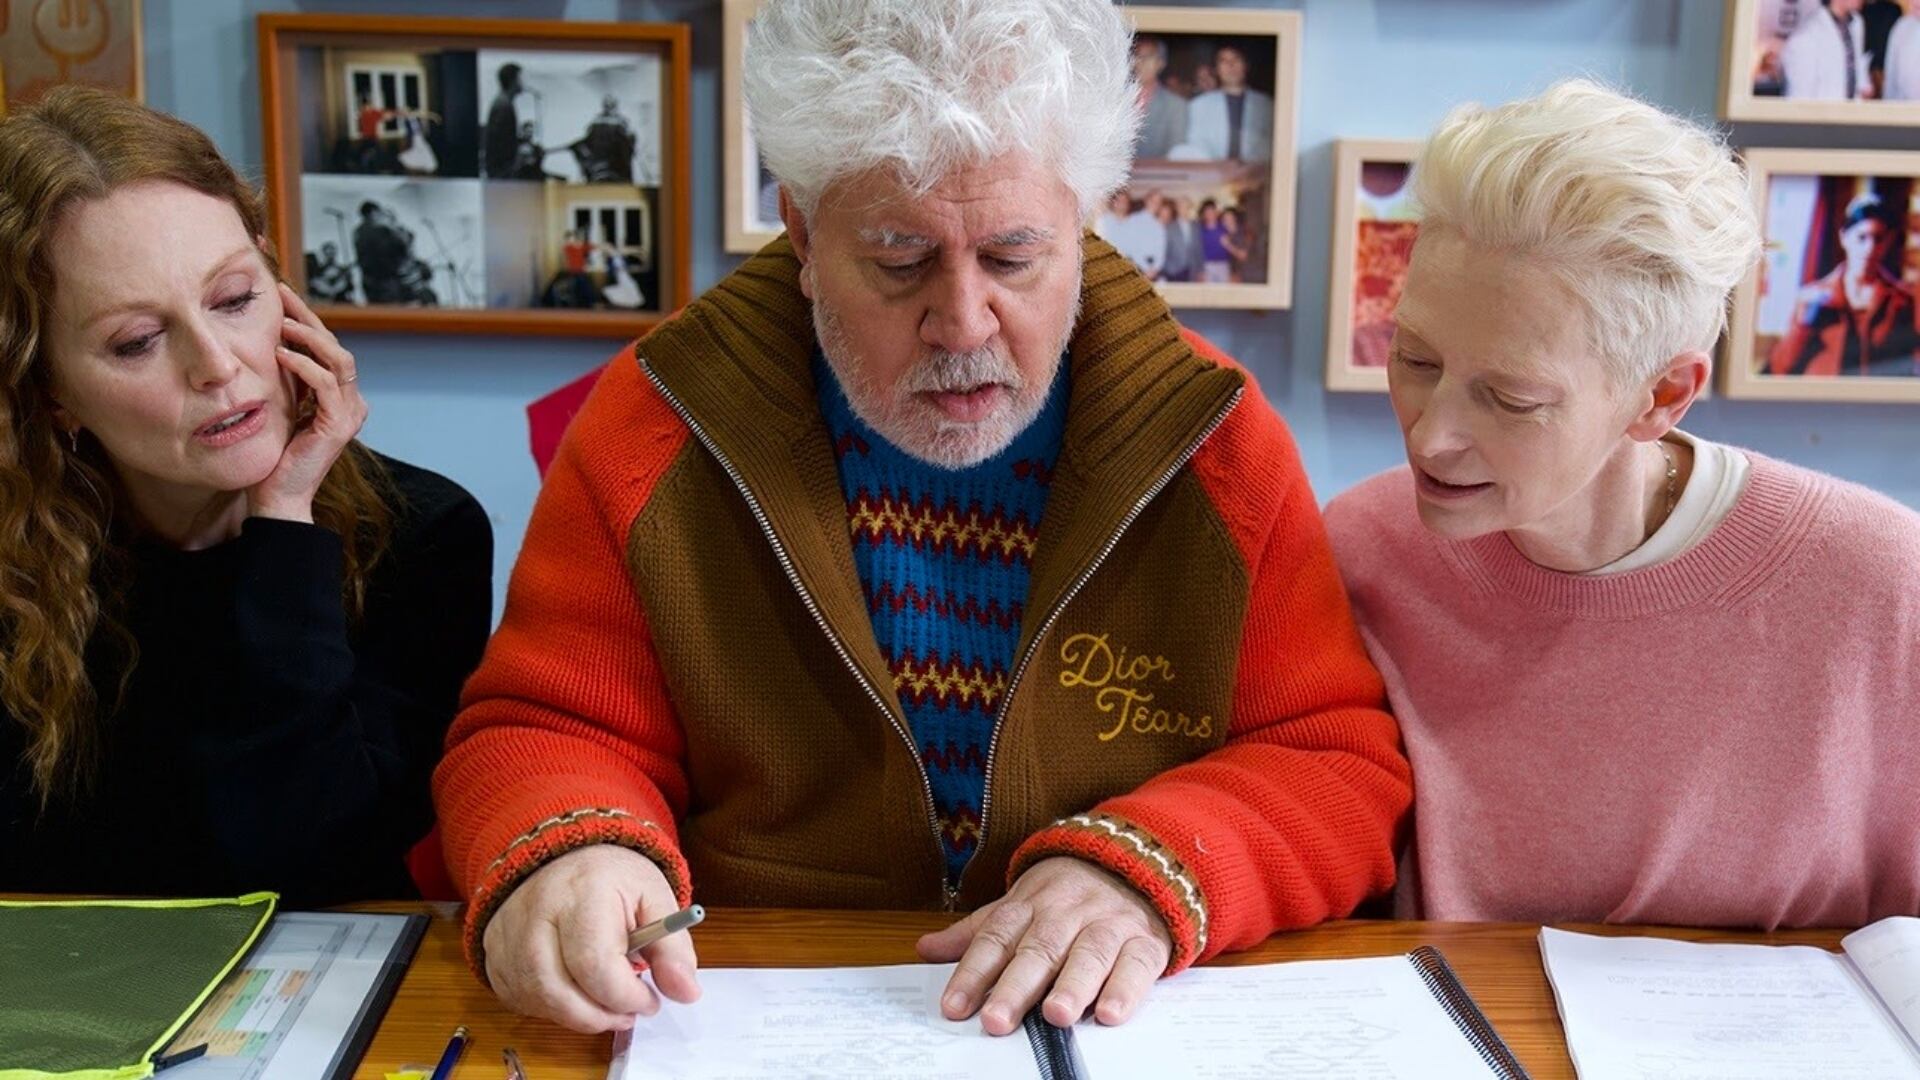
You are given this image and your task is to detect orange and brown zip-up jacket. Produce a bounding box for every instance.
[435,236,1411,977]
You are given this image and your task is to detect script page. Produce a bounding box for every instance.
[1844,916,1920,1053]
[1539,928,1920,1079]
[609,963,1036,1080]
[1072,955,1498,1079]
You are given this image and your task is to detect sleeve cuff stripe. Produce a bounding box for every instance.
[1059,813,1209,956]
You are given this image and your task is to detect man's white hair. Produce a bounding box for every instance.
[744,0,1140,220]
[1413,78,1763,384]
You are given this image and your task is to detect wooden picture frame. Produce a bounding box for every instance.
[1725,147,1920,402]
[1325,138,1421,392]
[1721,0,1920,127]
[1107,6,1301,310]
[257,14,691,339]
[0,0,144,116]
[722,0,782,255]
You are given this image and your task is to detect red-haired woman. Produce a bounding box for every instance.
[0,88,491,904]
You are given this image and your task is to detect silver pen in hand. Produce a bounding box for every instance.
[626,903,705,960]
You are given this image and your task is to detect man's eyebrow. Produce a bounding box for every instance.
[852,226,1057,250]
[855,227,934,249]
[984,226,1054,247]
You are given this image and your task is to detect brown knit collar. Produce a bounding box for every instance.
[633,233,1245,708]
[636,231,1245,475]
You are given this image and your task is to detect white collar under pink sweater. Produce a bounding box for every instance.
[1325,447,1920,929]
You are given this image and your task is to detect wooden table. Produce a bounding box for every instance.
[351,905,1847,1079]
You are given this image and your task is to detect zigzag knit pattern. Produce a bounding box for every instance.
[818,354,1066,883]
[867,583,1025,632]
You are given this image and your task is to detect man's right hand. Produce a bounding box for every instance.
[481,844,701,1033]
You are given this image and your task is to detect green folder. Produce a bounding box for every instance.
[0,893,278,1080]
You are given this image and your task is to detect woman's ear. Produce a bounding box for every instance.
[1626,349,1710,442]
[47,390,79,438]
[42,369,74,432]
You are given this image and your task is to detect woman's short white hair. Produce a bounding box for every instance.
[1413,79,1762,384]
[744,0,1139,220]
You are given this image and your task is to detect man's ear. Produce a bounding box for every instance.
[1626,349,1710,443]
[778,186,817,300]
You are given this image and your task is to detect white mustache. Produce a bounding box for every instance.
[899,347,1023,395]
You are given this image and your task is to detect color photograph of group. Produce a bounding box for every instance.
[1092,27,1290,303]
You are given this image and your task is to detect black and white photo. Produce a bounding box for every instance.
[477,49,661,184]
[300,175,485,309]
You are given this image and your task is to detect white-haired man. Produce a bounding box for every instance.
[437,0,1409,1039]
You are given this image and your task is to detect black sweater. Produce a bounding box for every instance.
[0,456,492,906]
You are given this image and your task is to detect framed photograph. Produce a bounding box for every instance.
[723,0,783,254]
[0,0,143,117]
[257,14,691,338]
[1722,0,1920,126]
[1325,139,1421,392]
[1726,148,1920,402]
[1105,7,1301,310]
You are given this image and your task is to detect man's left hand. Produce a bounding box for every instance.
[916,856,1171,1035]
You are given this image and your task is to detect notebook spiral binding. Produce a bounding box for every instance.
[1409,945,1533,1080]
[1023,1005,1080,1080]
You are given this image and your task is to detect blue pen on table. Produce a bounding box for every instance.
[429,1024,469,1080]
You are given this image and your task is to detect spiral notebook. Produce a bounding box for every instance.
[610,948,1529,1079]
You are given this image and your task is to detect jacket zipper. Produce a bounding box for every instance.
[645,359,1241,913]
[640,359,957,907]
[955,386,1244,900]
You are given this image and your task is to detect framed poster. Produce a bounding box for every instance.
[1726,147,1920,401]
[257,14,691,338]
[0,0,142,116]
[1326,138,1422,392]
[1106,6,1301,310]
[722,0,782,254]
[1722,0,1920,126]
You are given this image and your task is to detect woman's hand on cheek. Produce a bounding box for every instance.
[246,283,366,523]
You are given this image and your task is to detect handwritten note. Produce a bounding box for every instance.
[1539,927,1920,1079]
[1072,956,1502,1080]
[608,964,1033,1080]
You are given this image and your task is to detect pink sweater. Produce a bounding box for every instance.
[1324,454,1920,929]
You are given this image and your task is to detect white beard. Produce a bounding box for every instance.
[811,275,1079,470]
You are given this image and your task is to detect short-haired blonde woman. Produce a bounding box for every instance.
[0,88,493,904]
[1325,80,1920,929]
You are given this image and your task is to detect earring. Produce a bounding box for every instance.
[67,429,79,454]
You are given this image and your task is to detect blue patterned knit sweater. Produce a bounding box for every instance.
[817,354,1067,884]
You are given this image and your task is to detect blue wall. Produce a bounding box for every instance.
[140,0,1918,618]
